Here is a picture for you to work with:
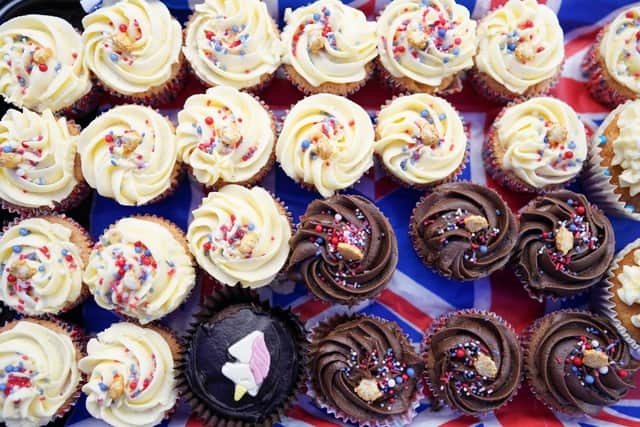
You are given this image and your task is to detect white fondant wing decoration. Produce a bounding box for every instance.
[221,330,271,401]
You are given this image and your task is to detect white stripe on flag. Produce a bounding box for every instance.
[462,112,488,185]
[278,416,316,427]
[473,277,492,311]
[387,270,454,318]
[471,0,491,19]
[545,0,562,13]
[561,46,590,81]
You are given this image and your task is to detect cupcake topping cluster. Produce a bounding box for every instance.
[534,117,581,171]
[0,355,47,404]
[439,340,498,397]
[103,19,143,65]
[201,214,263,259]
[0,230,79,312]
[291,7,335,55]
[536,198,599,274]
[104,129,147,170]
[399,110,452,171]
[95,355,158,404]
[0,132,54,187]
[611,10,640,81]
[500,20,544,64]
[339,348,416,409]
[193,103,255,161]
[202,22,252,73]
[561,329,629,386]
[299,114,351,164]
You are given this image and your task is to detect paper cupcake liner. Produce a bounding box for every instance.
[592,238,640,356]
[58,80,102,119]
[373,94,469,190]
[582,105,640,220]
[408,181,516,281]
[0,213,93,317]
[307,313,423,427]
[376,58,465,97]
[283,61,375,96]
[421,309,523,417]
[470,65,563,105]
[482,100,584,194]
[177,285,308,427]
[0,316,86,425]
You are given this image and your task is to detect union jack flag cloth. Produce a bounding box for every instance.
[70,1,640,426]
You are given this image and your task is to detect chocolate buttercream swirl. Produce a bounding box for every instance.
[424,311,522,415]
[410,182,517,280]
[287,195,398,305]
[515,191,615,300]
[525,311,638,415]
[310,315,423,422]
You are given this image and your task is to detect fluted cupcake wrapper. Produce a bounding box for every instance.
[283,61,375,96]
[307,313,423,427]
[420,309,523,418]
[592,238,640,357]
[176,285,308,427]
[582,106,640,221]
[373,94,469,190]
[375,58,465,97]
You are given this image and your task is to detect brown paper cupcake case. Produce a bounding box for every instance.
[421,309,523,417]
[592,237,640,356]
[176,285,308,427]
[373,94,469,190]
[308,313,423,427]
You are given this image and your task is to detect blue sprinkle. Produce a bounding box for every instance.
[18,228,29,236]
[38,265,45,272]
[626,205,635,213]
[568,141,576,149]
[61,249,69,256]
[239,50,245,56]
[2,146,12,153]
[567,198,574,205]
[110,53,119,62]
[395,376,404,384]
[0,384,5,391]
[453,47,460,56]
[12,246,21,253]
[603,168,611,177]
[479,245,488,254]
[144,250,151,257]
[135,246,142,254]
[599,135,607,145]
[313,13,321,21]
[571,366,578,373]
[301,140,310,149]
[569,224,577,232]
[422,0,430,4]
[214,43,222,52]
[421,110,429,118]
[247,224,255,231]
[324,8,330,16]
[406,367,415,377]
[439,113,446,121]
[111,159,118,166]
[443,57,449,64]
[438,28,446,38]
[232,25,239,32]
[507,43,517,52]
[99,383,108,392]
[585,375,595,384]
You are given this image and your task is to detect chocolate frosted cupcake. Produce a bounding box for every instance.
[409,182,518,280]
[523,311,639,415]
[287,195,398,305]
[514,191,615,301]
[178,286,306,427]
[423,310,522,416]
[309,314,423,425]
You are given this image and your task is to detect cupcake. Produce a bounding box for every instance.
[514,190,615,301]
[281,0,377,95]
[0,318,83,427]
[78,105,181,206]
[376,0,477,95]
[0,108,88,214]
[187,185,291,289]
[178,286,306,427]
[423,310,522,416]
[0,215,91,316]
[277,94,375,197]
[82,0,184,105]
[484,97,588,193]
[523,311,638,415]
[287,194,398,305]
[309,314,423,426]
[84,215,196,324]
[598,238,640,352]
[583,100,640,220]
[0,14,94,115]
[473,0,564,103]
[183,0,283,91]
[176,86,275,189]
[375,94,467,188]
[78,322,180,427]
[409,182,518,280]
[582,7,640,107]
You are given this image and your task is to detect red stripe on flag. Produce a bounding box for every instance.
[550,78,608,114]
[488,270,544,332]
[292,298,331,322]
[376,289,433,331]
[592,409,640,427]
[565,28,601,57]
[286,405,342,427]
[439,415,481,427]
[185,415,205,427]
[495,389,564,427]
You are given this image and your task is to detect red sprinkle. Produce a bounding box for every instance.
[455,348,465,358]
[205,116,214,125]
[38,64,48,72]
[105,134,114,143]
[576,206,585,215]
[119,24,128,33]
[619,369,628,378]
[573,357,583,366]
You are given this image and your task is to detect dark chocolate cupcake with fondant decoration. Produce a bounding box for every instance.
[514,190,615,301]
[287,194,398,305]
[178,286,307,427]
[522,310,639,415]
[308,313,424,426]
[409,182,518,280]
[423,310,522,416]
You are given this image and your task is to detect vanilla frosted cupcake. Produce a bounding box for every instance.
[183,0,283,91]
[375,94,467,188]
[84,216,196,324]
[0,15,93,114]
[177,86,275,188]
[277,94,374,197]
[79,323,179,427]
[473,0,564,103]
[281,0,377,95]
[78,105,180,206]
[0,319,82,427]
[377,0,477,95]
[583,7,640,107]
[0,108,87,213]
[0,216,91,316]
[484,97,587,193]
[187,185,291,289]
[82,0,184,104]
